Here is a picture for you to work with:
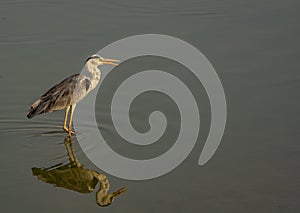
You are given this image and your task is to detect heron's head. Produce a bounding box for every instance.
[96,187,127,207]
[85,54,119,66]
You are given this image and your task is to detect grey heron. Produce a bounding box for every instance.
[27,55,119,135]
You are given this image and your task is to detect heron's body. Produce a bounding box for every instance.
[32,162,100,193]
[27,74,91,117]
[27,55,118,135]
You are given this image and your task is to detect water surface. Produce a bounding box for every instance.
[0,0,299,212]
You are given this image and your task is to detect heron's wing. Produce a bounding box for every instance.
[40,74,81,111]
[43,74,91,98]
[32,167,98,193]
[27,74,91,118]
[41,74,79,98]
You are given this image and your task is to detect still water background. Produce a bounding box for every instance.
[0,0,299,212]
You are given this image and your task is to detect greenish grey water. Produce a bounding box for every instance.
[0,0,299,212]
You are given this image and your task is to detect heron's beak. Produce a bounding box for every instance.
[102,58,120,66]
[112,187,127,197]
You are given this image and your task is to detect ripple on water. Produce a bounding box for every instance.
[95,0,223,17]
[0,118,61,134]
[0,115,87,152]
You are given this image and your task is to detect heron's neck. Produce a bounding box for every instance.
[86,62,101,90]
[93,171,110,205]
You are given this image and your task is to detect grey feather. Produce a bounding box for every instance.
[27,74,86,118]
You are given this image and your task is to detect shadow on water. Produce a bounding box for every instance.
[31,136,127,207]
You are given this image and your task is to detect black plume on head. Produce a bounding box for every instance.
[85,55,101,63]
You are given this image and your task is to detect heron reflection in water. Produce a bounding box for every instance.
[32,136,126,207]
[27,55,119,135]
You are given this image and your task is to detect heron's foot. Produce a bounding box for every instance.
[63,127,75,136]
[68,129,75,136]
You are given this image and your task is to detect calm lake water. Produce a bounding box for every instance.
[0,0,299,212]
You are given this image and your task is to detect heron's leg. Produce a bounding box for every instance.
[68,104,76,136]
[64,136,74,162]
[63,106,70,132]
[69,137,81,167]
